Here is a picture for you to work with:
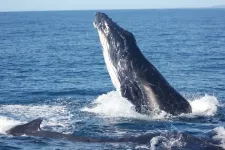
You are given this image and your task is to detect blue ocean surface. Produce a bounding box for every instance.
[0,9,225,149]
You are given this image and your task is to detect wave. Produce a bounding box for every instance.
[185,94,219,117]
[82,91,219,120]
[149,133,184,150]
[0,116,21,134]
[212,126,225,149]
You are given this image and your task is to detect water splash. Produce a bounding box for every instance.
[150,133,184,150]
[0,116,21,134]
[82,91,171,120]
[213,126,225,149]
[188,95,219,116]
[83,91,219,119]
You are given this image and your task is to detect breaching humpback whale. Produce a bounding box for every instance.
[94,12,192,115]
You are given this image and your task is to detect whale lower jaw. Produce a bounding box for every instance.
[97,27,121,90]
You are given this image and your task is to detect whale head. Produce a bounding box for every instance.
[94,12,141,90]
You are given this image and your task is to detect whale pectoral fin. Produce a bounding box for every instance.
[120,80,142,112]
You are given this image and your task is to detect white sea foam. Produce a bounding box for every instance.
[135,145,149,149]
[188,95,219,117]
[0,116,21,134]
[212,126,225,149]
[82,91,171,120]
[0,104,72,134]
[82,91,219,119]
[82,91,139,117]
[150,134,184,150]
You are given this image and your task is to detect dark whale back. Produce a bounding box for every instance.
[6,118,43,136]
[129,46,191,114]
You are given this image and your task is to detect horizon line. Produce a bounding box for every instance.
[0,6,223,13]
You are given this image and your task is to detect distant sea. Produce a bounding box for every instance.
[0,9,225,149]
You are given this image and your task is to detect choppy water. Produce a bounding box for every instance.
[0,9,225,150]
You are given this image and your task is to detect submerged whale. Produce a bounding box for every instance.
[6,118,158,143]
[94,12,192,115]
[6,118,222,150]
[6,118,112,142]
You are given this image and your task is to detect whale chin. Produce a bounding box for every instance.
[94,12,192,115]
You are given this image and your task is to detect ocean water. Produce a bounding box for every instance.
[0,9,225,149]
